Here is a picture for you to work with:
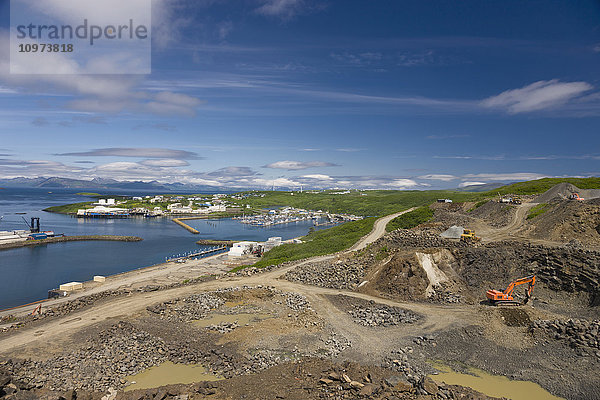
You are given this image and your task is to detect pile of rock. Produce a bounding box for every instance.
[348,304,420,327]
[531,319,600,353]
[321,331,352,358]
[147,293,225,322]
[206,322,239,333]
[378,229,464,250]
[284,258,366,290]
[5,322,171,392]
[413,335,436,347]
[284,292,312,312]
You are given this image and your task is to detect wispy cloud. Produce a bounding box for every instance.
[206,166,260,177]
[418,174,457,181]
[139,159,190,167]
[263,160,339,170]
[255,0,315,20]
[458,181,487,188]
[481,80,593,114]
[462,172,547,181]
[433,155,506,160]
[55,148,201,160]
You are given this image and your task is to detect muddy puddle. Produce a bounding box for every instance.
[429,362,563,400]
[193,312,272,328]
[125,361,222,391]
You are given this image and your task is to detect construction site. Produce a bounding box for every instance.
[0,182,598,400]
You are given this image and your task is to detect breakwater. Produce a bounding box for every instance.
[0,235,143,251]
[196,239,235,247]
[172,218,200,234]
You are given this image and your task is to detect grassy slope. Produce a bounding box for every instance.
[238,190,486,217]
[233,217,377,271]
[44,202,94,214]
[527,203,551,220]
[385,206,434,232]
[496,177,600,195]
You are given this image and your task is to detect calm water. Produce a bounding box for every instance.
[0,188,325,308]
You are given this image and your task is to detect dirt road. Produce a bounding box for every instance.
[350,208,416,251]
[0,208,469,357]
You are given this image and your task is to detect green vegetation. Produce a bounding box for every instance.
[497,177,600,196]
[76,192,101,196]
[527,203,551,220]
[44,201,94,214]
[468,200,488,212]
[238,190,487,217]
[375,245,389,261]
[386,206,434,232]
[231,217,377,271]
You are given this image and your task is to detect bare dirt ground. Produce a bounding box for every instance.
[0,193,599,400]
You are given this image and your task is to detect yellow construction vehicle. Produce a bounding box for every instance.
[460,229,481,244]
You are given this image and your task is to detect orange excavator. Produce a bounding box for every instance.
[569,193,585,201]
[486,275,536,306]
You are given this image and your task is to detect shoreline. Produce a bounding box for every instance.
[0,249,236,318]
[0,235,143,251]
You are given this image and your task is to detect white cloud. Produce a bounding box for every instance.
[418,174,457,181]
[55,147,201,159]
[255,0,305,19]
[481,80,593,114]
[301,174,333,180]
[458,181,487,188]
[140,159,190,167]
[462,173,547,181]
[263,160,339,170]
[381,179,419,189]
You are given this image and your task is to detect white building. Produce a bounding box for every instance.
[264,236,282,252]
[228,241,258,257]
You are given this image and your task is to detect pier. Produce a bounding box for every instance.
[166,246,228,262]
[0,235,143,251]
[172,218,200,234]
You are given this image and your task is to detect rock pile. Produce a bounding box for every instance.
[531,319,600,354]
[147,293,225,322]
[206,322,239,333]
[5,322,171,392]
[378,229,465,250]
[284,258,366,289]
[284,292,312,312]
[348,304,420,327]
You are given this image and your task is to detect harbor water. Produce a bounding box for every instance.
[0,188,329,309]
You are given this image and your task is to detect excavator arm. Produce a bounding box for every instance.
[486,275,536,305]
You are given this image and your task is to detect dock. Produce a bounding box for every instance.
[172,218,200,234]
[166,246,228,262]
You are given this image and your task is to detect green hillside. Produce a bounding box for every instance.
[495,177,600,195]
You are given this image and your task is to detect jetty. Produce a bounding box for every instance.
[0,235,143,251]
[172,218,200,234]
[166,246,228,262]
[196,239,235,247]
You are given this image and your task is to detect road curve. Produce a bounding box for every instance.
[350,208,416,251]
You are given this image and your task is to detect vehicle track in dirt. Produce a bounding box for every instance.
[2,207,469,358]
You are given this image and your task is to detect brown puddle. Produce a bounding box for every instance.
[125,361,222,391]
[193,312,272,328]
[224,300,245,308]
[428,362,563,400]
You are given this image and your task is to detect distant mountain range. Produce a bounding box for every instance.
[0,177,222,192]
[0,176,511,193]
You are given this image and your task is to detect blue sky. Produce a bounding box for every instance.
[0,0,599,189]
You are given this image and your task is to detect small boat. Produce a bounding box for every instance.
[15,212,27,215]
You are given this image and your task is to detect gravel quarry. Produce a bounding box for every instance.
[0,185,599,400]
